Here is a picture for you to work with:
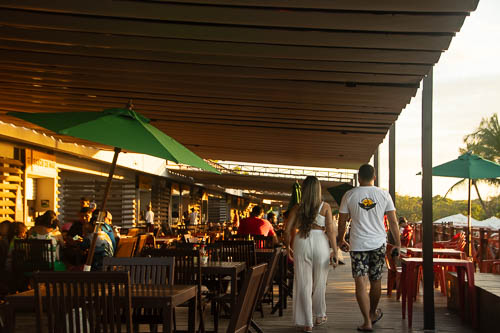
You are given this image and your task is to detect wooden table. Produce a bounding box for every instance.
[6,284,197,333]
[201,261,246,308]
[401,258,476,328]
[405,247,465,259]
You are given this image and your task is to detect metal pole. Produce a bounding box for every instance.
[389,124,396,204]
[422,68,435,330]
[467,179,472,257]
[84,146,121,271]
[374,147,380,187]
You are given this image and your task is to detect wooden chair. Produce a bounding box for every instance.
[102,257,174,285]
[102,257,175,332]
[385,244,401,299]
[34,271,133,333]
[252,235,274,249]
[133,234,148,256]
[226,263,268,333]
[216,240,256,267]
[143,248,207,332]
[13,239,55,272]
[255,248,281,318]
[115,237,137,258]
[126,228,140,237]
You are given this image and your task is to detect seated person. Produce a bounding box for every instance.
[90,209,116,252]
[238,206,278,244]
[68,207,93,238]
[81,222,113,271]
[28,211,63,261]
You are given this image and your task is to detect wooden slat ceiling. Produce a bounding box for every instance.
[175,169,340,198]
[0,0,478,169]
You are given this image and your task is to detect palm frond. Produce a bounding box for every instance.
[444,178,467,198]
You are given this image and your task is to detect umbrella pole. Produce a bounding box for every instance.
[467,179,472,257]
[84,147,122,271]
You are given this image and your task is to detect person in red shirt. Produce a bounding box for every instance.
[238,206,278,243]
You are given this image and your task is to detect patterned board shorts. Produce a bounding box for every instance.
[350,244,386,281]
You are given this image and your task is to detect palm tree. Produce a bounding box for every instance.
[445,113,500,215]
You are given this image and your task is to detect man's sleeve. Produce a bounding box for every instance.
[339,192,350,214]
[385,191,396,212]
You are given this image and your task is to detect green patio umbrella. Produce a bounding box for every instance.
[8,106,219,270]
[431,152,500,256]
[327,183,354,206]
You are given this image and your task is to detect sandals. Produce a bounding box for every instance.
[315,316,328,326]
[303,326,313,333]
[371,309,383,325]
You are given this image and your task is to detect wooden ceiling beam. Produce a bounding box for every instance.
[0,88,400,123]
[0,76,412,108]
[0,95,398,124]
[0,0,468,32]
[0,9,454,50]
[154,0,479,13]
[0,44,423,85]
[0,82,400,113]
[0,61,420,98]
[0,29,433,75]
[0,99,394,130]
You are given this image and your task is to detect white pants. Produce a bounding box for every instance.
[292,230,331,327]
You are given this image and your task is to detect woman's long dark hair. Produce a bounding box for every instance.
[297,176,322,238]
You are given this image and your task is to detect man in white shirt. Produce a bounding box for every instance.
[188,208,199,226]
[145,203,154,233]
[338,164,401,332]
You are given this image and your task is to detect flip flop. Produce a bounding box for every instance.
[357,327,373,332]
[303,327,313,333]
[371,309,383,325]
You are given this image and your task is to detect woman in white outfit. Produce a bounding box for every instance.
[285,176,338,333]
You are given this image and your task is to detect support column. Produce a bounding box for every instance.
[389,124,396,204]
[374,147,380,187]
[422,68,435,330]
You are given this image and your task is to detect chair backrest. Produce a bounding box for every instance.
[252,235,274,249]
[13,239,54,272]
[140,248,201,286]
[115,237,137,258]
[216,240,256,267]
[133,234,148,256]
[226,263,267,333]
[257,248,281,302]
[126,228,140,237]
[102,257,174,285]
[34,271,132,333]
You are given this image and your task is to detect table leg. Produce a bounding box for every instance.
[401,262,407,320]
[407,263,416,328]
[231,272,237,310]
[466,263,477,328]
[188,295,197,333]
[163,304,173,333]
[457,267,466,321]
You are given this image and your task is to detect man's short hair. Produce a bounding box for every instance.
[358,164,376,181]
[251,205,263,217]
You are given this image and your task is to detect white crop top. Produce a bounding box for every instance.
[313,202,325,227]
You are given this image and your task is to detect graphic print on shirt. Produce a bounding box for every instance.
[358,197,377,211]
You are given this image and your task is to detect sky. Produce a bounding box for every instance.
[376,0,500,200]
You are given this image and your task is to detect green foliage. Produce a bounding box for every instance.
[396,193,500,222]
[461,113,500,163]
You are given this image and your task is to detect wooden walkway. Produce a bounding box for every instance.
[12,257,477,332]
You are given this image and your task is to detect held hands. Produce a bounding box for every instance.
[330,251,338,268]
[391,245,401,259]
[338,239,350,252]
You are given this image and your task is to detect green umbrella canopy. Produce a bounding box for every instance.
[7,108,219,174]
[327,183,354,206]
[432,152,500,179]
